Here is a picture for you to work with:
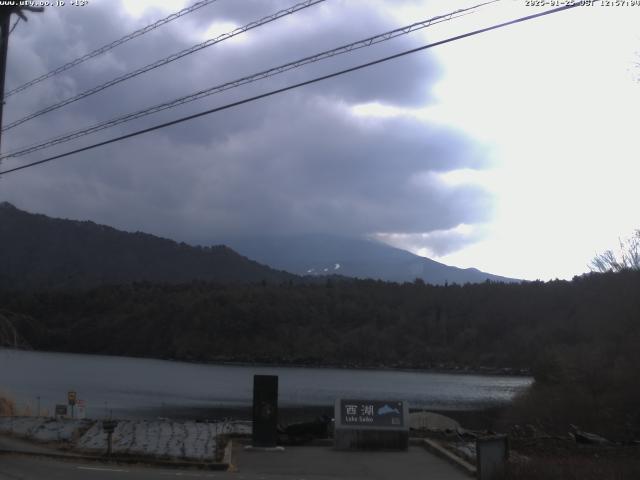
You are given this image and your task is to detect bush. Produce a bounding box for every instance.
[504,379,620,434]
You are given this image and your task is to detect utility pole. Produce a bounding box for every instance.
[0,8,11,155]
[0,5,44,155]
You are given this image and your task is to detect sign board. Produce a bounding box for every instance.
[334,399,409,450]
[103,420,118,456]
[67,391,77,406]
[55,404,68,416]
[252,375,278,447]
[340,400,404,427]
[102,420,118,433]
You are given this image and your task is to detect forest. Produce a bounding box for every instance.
[2,269,639,438]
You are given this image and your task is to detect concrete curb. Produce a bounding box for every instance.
[0,448,230,471]
[421,439,477,478]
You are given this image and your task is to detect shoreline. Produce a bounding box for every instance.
[1,405,507,432]
[104,404,508,431]
[0,347,532,378]
[200,359,531,377]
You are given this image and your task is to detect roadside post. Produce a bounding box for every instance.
[334,399,409,450]
[476,434,508,480]
[67,391,77,418]
[251,375,279,448]
[102,420,118,457]
[76,399,86,419]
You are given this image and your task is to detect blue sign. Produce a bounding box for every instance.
[340,399,404,427]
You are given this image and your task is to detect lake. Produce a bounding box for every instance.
[0,349,532,419]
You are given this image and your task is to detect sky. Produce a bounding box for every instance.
[0,0,638,281]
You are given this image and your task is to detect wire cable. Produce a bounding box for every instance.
[9,17,20,34]
[0,3,582,177]
[0,1,496,161]
[2,0,325,132]
[5,0,220,98]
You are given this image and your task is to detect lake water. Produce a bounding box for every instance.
[0,349,532,419]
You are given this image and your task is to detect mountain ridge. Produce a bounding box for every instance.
[0,202,517,288]
[218,233,519,285]
[0,202,295,289]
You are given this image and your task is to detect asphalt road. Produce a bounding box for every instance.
[0,445,470,480]
[0,455,225,480]
[0,435,54,455]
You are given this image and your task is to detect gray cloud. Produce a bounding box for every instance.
[375,223,490,257]
[1,0,493,254]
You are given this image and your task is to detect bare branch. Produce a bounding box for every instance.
[590,230,640,272]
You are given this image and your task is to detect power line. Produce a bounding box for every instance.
[1,0,325,132]
[0,3,582,177]
[8,17,20,34]
[0,1,495,162]
[0,6,43,156]
[5,0,221,98]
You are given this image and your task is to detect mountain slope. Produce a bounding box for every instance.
[220,234,519,285]
[0,202,295,289]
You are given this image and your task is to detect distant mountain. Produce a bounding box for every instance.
[0,202,295,289]
[219,234,519,285]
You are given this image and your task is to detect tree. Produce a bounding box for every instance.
[590,229,640,272]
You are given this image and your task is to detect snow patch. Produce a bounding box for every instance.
[0,417,91,442]
[75,419,251,460]
[0,416,251,461]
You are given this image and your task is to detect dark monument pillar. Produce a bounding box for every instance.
[477,434,508,480]
[252,375,278,447]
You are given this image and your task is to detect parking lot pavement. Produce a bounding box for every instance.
[232,443,471,480]
[0,438,471,480]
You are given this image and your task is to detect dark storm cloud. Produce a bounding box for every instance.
[6,0,441,139]
[1,0,493,252]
